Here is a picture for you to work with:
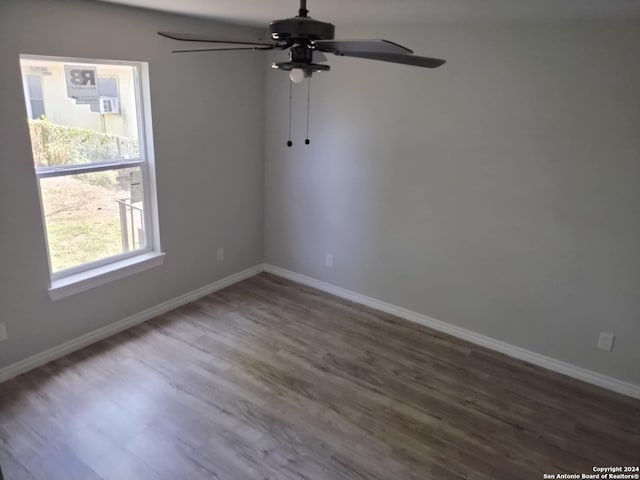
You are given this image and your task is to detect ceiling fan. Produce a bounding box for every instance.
[158,0,446,84]
[159,0,445,146]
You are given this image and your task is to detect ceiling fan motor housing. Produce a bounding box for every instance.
[271,18,334,75]
[269,17,335,42]
[273,45,331,74]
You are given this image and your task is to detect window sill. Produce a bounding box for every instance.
[49,252,166,301]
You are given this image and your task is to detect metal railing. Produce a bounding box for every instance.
[116,198,144,252]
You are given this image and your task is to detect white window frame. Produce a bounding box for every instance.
[20,54,164,300]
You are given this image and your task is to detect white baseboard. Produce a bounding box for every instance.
[0,264,264,384]
[263,264,640,400]
[4,262,638,400]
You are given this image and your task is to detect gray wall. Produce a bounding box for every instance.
[2,0,639,388]
[0,0,265,367]
[264,21,640,385]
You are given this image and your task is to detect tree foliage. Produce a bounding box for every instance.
[28,118,140,167]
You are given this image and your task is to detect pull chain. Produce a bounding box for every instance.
[305,77,311,145]
[287,78,293,147]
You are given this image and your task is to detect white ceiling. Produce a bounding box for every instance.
[98,0,640,25]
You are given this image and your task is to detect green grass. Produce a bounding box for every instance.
[46,217,123,271]
[40,175,134,272]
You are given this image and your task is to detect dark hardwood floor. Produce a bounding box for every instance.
[1,273,638,479]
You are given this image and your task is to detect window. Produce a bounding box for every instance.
[20,55,162,298]
[26,74,45,119]
[92,77,121,115]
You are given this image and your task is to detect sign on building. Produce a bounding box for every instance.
[64,65,99,104]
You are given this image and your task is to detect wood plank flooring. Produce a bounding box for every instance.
[1,273,638,479]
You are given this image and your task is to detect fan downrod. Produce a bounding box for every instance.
[298,0,309,17]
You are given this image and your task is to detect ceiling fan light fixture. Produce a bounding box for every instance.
[289,68,309,83]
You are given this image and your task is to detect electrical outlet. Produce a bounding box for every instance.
[597,332,615,352]
[0,322,7,342]
[217,247,224,262]
[325,254,333,268]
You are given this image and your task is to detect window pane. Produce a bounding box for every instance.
[20,58,140,168]
[39,167,146,273]
[27,74,44,99]
[27,75,45,119]
[30,99,46,120]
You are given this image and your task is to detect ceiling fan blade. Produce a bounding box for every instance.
[172,46,275,53]
[313,39,413,55]
[158,31,277,47]
[337,51,446,69]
